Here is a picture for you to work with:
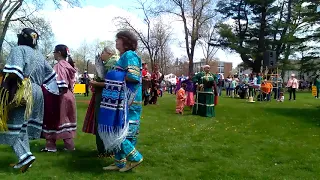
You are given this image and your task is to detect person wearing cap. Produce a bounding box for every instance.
[83,45,118,157]
[286,73,299,100]
[98,30,143,172]
[192,64,218,117]
[0,28,58,172]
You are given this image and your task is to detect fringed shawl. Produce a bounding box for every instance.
[98,69,129,152]
[98,50,141,152]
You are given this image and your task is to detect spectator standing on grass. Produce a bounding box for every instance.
[286,74,299,101]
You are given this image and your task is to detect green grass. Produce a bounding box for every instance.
[1,92,320,179]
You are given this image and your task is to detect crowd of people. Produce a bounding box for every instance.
[139,65,219,117]
[150,68,307,116]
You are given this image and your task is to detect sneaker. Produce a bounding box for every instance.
[119,159,143,172]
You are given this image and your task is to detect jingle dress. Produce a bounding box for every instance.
[192,72,217,117]
[98,50,143,168]
[0,45,57,168]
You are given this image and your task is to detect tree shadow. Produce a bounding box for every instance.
[51,148,136,175]
[265,107,320,126]
[0,146,16,174]
[0,142,114,174]
[56,149,108,174]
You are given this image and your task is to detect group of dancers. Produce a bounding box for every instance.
[174,65,219,117]
[0,28,143,173]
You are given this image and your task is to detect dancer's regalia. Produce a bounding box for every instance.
[192,66,218,117]
[98,50,143,171]
[0,28,57,172]
[82,54,117,156]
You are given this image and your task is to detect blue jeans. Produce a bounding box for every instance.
[273,88,280,99]
[217,86,222,96]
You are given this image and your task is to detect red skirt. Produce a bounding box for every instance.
[186,91,195,106]
[41,86,61,138]
[82,93,96,134]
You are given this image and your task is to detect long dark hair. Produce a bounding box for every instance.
[116,30,138,52]
[54,44,74,68]
[17,28,39,48]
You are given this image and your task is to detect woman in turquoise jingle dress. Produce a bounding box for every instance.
[98,30,143,172]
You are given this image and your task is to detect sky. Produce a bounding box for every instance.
[32,0,243,67]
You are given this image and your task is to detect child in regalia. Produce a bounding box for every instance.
[176,83,187,114]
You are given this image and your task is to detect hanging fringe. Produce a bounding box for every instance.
[98,122,129,153]
[0,75,33,132]
[0,87,9,131]
[11,77,33,120]
[98,80,129,153]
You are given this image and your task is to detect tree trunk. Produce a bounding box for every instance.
[252,60,262,73]
[188,58,193,75]
[0,1,23,53]
[281,44,291,80]
[256,3,267,74]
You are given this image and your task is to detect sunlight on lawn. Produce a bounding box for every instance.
[0,92,320,179]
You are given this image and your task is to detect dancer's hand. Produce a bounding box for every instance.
[90,80,97,87]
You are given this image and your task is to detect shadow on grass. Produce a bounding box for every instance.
[51,148,136,174]
[0,147,16,174]
[265,107,320,126]
[0,143,114,175]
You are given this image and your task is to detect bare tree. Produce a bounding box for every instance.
[158,45,174,74]
[114,0,160,70]
[156,0,216,74]
[74,41,93,73]
[92,39,115,56]
[0,0,80,61]
[114,0,174,73]
[10,16,55,57]
[198,19,218,64]
[151,20,172,73]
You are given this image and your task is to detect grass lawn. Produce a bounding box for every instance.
[1,91,320,179]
